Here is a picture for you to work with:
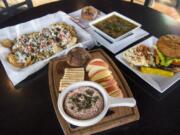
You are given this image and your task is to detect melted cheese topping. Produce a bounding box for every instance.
[10,23,77,65]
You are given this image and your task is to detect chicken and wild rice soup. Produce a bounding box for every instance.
[64,86,104,120]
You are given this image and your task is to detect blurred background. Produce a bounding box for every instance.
[0,0,179,23]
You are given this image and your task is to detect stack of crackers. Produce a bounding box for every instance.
[59,68,85,91]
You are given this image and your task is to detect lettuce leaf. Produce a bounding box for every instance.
[155,46,180,67]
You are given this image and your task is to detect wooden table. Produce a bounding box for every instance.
[0,0,180,135]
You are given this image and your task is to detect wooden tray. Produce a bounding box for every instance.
[48,49,140,135]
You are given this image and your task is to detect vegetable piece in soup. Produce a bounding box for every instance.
[94,15,137,38]
[64,86,104,120]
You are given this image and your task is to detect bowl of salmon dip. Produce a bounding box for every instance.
[58,81,136,127]
[64,86,104,120]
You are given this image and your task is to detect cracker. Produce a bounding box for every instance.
[63,77,84,79]
[59,68,85,91]
[64,73,84,76]
[65,68,84,71]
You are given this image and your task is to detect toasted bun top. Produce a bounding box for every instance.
[157,35,180,58]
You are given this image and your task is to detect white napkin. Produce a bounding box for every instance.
[0,11,93,85]
[87,27,149,54]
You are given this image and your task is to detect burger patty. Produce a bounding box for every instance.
[157,35,180,58]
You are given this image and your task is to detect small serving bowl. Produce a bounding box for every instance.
[58,81,136,127]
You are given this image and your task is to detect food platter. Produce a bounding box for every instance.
[2,22,78,68]
[0,11,92,85]
[48,48,139,135]
[116,36,180,93]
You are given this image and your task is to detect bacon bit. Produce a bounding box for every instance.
[136,45,151,63]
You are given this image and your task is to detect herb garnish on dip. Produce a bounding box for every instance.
[64,86,104,120]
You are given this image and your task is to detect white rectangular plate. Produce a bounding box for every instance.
[0,11,93,85]
[89,11,141,42]
[115,36,180,93]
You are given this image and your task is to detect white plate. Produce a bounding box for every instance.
[89,11,141,42]
[69,6,106,29]
[115,36,180,93]
[0,11,93,85]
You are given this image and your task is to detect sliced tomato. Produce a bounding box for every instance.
[172,60,180,66]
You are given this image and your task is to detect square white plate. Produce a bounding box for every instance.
[89,11,141,42]
[115,36,180,93]
[87,27,149,54]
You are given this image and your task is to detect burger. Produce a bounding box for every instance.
[154,35,180,72]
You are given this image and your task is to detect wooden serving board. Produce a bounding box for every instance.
[48,49,140,135]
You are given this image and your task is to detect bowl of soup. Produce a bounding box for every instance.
[89,12,141,42]
[58,81,136,127]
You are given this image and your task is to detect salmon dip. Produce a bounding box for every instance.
[64,86,104,120]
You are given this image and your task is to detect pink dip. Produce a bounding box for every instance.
[64,86,104,120]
